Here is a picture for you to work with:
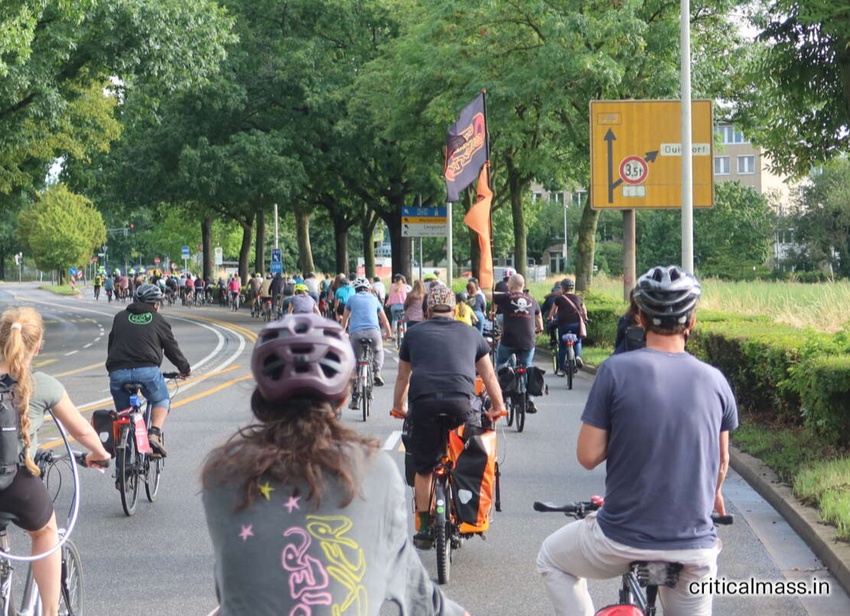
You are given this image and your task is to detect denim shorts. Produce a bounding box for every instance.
[109,366,171,412]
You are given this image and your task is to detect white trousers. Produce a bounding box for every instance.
[536,513,721,616]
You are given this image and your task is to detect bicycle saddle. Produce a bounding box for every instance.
[358,339,373,347]
[121,382,144,394]
[631,561,683,588]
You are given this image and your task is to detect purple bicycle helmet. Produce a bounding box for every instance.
[251,314,355,404]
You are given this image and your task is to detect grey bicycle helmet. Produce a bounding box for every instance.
[353,277,371,290]
[251,314,355,404]
[633,265,701,325]
[134,283,164,304]
[560,278,575,291]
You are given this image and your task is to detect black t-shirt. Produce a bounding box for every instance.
[492,292,540,350]
[494,279,509,294]
[554,293,585,326]
[399,318,490,401]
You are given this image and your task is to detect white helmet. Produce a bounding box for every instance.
[353,277,372,290]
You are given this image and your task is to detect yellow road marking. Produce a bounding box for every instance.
[32,358,59,368]
[53,362,103,378]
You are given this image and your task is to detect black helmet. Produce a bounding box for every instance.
[633,265,701,325]
[560,278,575,291]
[134,283,163,304]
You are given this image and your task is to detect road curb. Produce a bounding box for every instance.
[729,447,850,597]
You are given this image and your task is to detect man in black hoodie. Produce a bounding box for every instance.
[106,284,191,456]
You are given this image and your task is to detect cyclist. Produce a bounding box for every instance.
[105,284,191,457]
[286,283,321,315]
[332,274,354,322]
[228,274,242,309]
[0,307,111,616]
[248,273,263,313]
[93,271,103,300]
[536,266,739,616]
[103,272,115,303]
[548,278,588,375]
[385,274,409,332]
[342,278,392,406]
[491,268,515,329]
[466,279,486,333]
[402,279,426,328]
[201,315,467,616]
[391,285,505,549]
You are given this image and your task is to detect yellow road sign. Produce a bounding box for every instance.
[589,100,714,209]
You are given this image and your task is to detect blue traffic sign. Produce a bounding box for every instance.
[401,206,447,217]
[181,245,190,258]
[270,248,282,274]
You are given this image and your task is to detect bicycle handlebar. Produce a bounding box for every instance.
[162,371,185,379]
[534,499,735,526]
[34,448,111,471]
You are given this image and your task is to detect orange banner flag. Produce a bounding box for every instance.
[464,164,493,291]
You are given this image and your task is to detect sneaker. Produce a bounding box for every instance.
[527,400,537,414]
[576,356,584,369]
[349,394,359,410]
[413,528,434,550]
[555,370,565,377]
[148,431,167,458]
[374,372,385,387]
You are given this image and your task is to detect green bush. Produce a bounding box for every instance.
[796,354,850,446]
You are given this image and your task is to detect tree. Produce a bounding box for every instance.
[735,2,850,177]
[17,184,106,281]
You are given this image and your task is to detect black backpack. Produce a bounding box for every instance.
[0,375,21,491]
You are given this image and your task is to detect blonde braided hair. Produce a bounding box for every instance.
[0,307,44,476]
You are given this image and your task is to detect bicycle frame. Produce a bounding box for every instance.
[356,340,374,421]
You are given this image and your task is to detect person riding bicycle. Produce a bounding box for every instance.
[201,314,468,616]
[391,285,506,550]
[286,283,321,315]
[0,307,111,616]
[342,277,392,406]
[548,278,588,375]
[105,284,191,457]
[536,266,739,616]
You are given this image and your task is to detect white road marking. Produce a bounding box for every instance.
[383,430,402,451]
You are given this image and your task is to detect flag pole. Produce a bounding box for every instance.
[480,89,492,295]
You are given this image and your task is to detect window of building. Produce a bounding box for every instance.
[737,155,756,174]
[717,125,750,144]
[714,156,731,175]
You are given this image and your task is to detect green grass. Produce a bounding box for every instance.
[731,423,831,483]
[794,459,850,541]
[39,284,79,295]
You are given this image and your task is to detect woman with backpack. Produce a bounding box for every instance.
[201,314,467,616]
[0,307,111,616]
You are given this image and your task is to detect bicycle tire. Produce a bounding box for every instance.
[506,396,515,427]
[145,453,163,502]
[116,427,139,516]
[516,391,526,433]
[58,540,84,616]
[434,481,451,585]
[551,344,559,374]
[360,364,369,422]
[567,346,575,391]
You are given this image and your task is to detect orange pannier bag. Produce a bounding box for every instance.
[448,423,498,533]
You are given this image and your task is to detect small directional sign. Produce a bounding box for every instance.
[181,245,190,259]
[401,206,448,238]
[270,248,282,274]
[590,100,714,209]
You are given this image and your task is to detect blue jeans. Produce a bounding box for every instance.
[473,310,485,333]
[389,304,404,328]
[495,344,535,370]
[558,323,583,371]
[109,366,170,412]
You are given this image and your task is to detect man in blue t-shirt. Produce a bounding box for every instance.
[537,266,739,616]
[342,278,392,405]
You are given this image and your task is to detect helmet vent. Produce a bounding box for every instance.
[262,355,285,380]
[293,322,310,334]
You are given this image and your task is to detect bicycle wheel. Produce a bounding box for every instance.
[434,480,452,585]
[567,346,575,391]
[58,540,84,616]
[551,344,559,374]
[145,452,163,502]
[516,391,526,433]
[360,365,369,422]
[116,427,139,516]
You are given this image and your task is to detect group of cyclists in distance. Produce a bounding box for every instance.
[0,260,739,615]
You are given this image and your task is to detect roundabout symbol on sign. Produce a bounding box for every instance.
[619,155,649,185]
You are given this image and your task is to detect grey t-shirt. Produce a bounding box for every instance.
[582,348,738,550]
[203,447,465,616]
[20,371,66,456]
[399,318,490,401]
[289,294,317,314]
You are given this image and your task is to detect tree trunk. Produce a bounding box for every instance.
[201,216,213,281]
[295,209,315,274]
[255,207,266,276]
[509,173,527,278]
[238,214,254,282]
[575,189,600,292]
[334,221,350,276]
[361,211,379,277]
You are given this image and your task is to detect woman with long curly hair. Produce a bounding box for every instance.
[0,307,111,616]
[202,314,466,616]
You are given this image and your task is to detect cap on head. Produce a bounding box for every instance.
[251,314,355,404]
[427,285,455,312]
[560,278,575,291]
[633,265,701,326]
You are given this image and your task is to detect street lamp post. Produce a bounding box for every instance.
[562,191,568,273]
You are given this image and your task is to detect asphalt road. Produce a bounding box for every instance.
[2,281,849,615]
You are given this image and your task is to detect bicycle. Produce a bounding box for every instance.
[0,414,108,616]
[229,291,241,312]
[261,297,274,322]
[482,324,500,368]
[503,354,528,433]
[561,332,579,390]
[353,339,374,422]
[394,315,407,350]
[113,372,182,516]
[533,498,733,616]
[547,324,559,375]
